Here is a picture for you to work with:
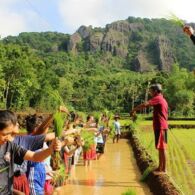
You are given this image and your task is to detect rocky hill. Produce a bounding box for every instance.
[2,17,195,72]
[67,18,195,72]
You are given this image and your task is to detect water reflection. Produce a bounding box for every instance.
[53,139,152,195]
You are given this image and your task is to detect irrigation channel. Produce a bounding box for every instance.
[53,139,152,195]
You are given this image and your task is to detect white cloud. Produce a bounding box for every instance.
[0,11,26,38]
[59,0,106,30]
[167,0,195,23]
[0,0,27,37]
[1,0,195,37]
[58,0,195,33]
[0,0,51,38]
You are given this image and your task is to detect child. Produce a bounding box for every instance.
[13,114,55,195]
[0,110,61,195]
[82,115,97,166]
[95,127,105,160]
[63,137,81,175]
[13,106,68,194]
[113,115,121,143]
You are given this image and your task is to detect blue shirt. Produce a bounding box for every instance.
[13,135,45,174]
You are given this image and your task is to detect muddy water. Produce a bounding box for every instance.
[53,139,152,195]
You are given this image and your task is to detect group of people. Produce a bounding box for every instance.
[0,110,61,195]
[1,24,195,195]
[0,83,178,195]
[0,108,113,195]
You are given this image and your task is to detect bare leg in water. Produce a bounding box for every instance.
[113,135,116,143]
[116,134,120,143]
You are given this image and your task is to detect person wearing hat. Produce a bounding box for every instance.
[130,84,168,173]
[113,115,121,143]
[183,25,195,44]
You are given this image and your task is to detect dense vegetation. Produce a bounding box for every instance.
[1,17,195,115]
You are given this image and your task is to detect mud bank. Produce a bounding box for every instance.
[126,129,180,195]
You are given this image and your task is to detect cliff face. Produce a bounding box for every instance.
[72,21,131,57]
[69,21,145,57]
[68,32,82,53]
[101,29,128,57]
[156,36,175,71]
[67,19,178,72]
[7,17,194,72]
[132,51,154,72]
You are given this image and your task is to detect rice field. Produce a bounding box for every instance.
[134,120,195,195]
[138,120,195,126]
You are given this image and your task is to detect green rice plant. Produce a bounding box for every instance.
[168,121,195,125]
[135,121,195,194]
[53,112,64,137]
[81,130,94,152]
[52,164,67,187]
[77,111,86,122]
[0,166,8,173]
[140,166,155,182]
[0,187,3,193]
[103,109,109,116]
[50,90,65,107]
[0,166,9,192]
[103,109,113,119]
[167,13,184,27]
[121,188,136,195]
[146,139,154,150]
[91,111,101,123]
[51,112,65,170]
[169,131,195,194]
[109,126,115,139]
[103,110,113,127]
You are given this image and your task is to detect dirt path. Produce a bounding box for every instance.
[53,139,152,195]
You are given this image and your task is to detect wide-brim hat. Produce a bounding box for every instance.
[114,115,120,119]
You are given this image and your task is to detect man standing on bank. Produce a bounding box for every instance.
[130,84,168,173]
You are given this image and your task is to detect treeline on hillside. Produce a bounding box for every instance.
[0,17,195,115]
[0,42,194,116]
[3,17,195,71]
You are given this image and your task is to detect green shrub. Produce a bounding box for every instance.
[121,189,136,195]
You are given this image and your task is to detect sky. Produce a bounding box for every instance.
[0,0,195,38]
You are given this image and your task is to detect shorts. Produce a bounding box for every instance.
[115,129,121,135]
[27,163,46,195]
[154,129,167,150]
[83,145,96,160]
[96,143,105,154]
[64,153,74,174]
[13,174,30,195]
[44,180,53,195]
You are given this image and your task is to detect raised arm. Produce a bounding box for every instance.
[64,145,79,156]
[32,114,53,135]
[33,105,69,136]
[183,25,195,45]
[45,132,55,141]
[130,102,150,116]
[24,138,61,162]
[190,34,195,45]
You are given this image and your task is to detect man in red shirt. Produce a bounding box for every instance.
[130,84,168,173]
